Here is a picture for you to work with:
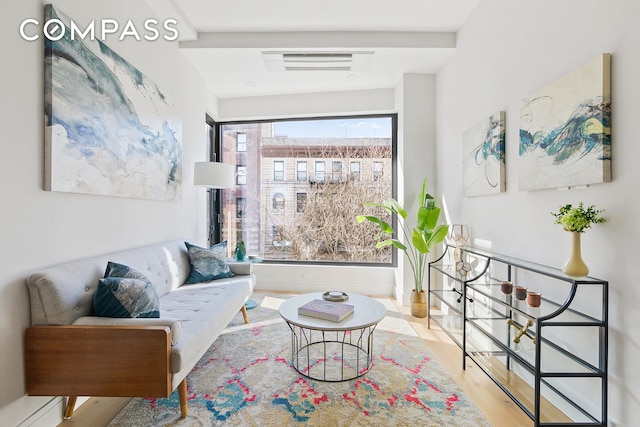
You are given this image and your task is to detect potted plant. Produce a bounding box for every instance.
[551,202,606,277]
[357,178,449,317]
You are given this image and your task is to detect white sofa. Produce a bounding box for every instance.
[24,239,255,419]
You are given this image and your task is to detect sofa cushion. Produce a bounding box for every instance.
[160,276,253,375]
[93,275,160,318]
[184,241,233,284]
[73,316,183,346]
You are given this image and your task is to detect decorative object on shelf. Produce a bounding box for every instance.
[552,202,606,277]
[501,281,513,294]
[463,112,506,197]
[358,178,449,318]
[515,286,527,300]
[322,291,349,302]
[449,224,471,248]
[507,319,536,344]
[452,287,473,304]
[519,53,611,191]
[44,5,183,201]
[235,240,246,261]
[455,260,473,276]
[449,224,472,275]
[527,291,541,307]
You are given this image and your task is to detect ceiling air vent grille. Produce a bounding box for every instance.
[263,51,373,72]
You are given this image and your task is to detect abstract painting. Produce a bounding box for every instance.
[44,4,182,201]
[519,54,611,191]
[463,111,506,197]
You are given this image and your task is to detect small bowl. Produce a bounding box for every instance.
[323,291,349,302]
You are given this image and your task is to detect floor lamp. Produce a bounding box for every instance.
[194,161,257,310]
[194,161,235,245]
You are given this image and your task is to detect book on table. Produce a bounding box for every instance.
[298,299,354,322]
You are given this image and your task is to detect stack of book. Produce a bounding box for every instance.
[298,299,354,322]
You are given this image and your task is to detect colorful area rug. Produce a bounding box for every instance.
[109,294,490,426]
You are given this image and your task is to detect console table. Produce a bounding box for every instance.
[428,245,608,426]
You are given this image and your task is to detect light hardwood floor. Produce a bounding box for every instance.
[59,294,532,427]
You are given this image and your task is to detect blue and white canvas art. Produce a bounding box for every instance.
[519,54,611,191]
[44,4,182,201]
[463,111,506,197]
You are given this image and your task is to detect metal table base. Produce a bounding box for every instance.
[284,322,378,382]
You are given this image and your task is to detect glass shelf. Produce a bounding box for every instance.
[428,244,608,426]
[429,289,463,314]
[467,312,602,375]
[429,312,463,348]
[467,282,604,324]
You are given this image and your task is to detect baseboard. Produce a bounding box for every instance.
[17,397,62,427]
[255,280,394,296]
[17,396,89,427]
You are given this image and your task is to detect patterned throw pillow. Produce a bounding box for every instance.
[184,241,234,284]
[104,261,148,280]
[93,262,160,318]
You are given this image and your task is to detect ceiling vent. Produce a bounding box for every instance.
[263,51,374,72]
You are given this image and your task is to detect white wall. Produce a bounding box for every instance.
[435,0,640,424]
[394,74,437,305]
[0,0,208,424]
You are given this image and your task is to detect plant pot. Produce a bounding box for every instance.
[410,290,428,318]
[563,231,589,277]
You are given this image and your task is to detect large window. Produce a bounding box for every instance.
[217,115,396,264]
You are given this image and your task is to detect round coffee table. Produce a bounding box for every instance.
[279,292,386,382]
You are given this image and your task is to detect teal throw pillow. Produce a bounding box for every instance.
[104,261,148,280]
[93,262,160,318]
[184,241,234,284]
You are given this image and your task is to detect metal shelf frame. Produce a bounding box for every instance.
[427,244,608,427]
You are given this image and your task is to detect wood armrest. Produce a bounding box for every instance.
[25,325,171,398]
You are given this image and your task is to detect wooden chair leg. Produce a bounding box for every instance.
[241,305,249,323]
[178,379,188,418]
[64,396,77,419]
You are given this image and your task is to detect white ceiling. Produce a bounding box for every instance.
[147,0,480,98]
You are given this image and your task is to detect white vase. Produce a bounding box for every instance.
[562,231,589,277]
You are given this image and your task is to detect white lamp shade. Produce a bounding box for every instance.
[194,162,235,188]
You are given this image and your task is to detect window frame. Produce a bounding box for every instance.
[314,161,326,182]
[213,113,398,267]
[296,161,308,181]
[273,160,285,181]
[236,132,247,152]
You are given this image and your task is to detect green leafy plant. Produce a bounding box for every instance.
[357,178,449,293]
[551,202,606,233]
